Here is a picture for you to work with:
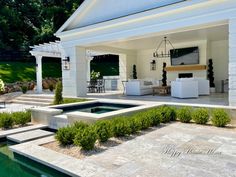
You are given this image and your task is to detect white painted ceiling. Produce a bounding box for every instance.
[103,24,228,50]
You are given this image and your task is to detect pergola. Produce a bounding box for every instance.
[30,41,62,93]
[30,41,107,93]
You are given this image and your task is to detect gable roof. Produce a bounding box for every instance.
[56,0,186,34]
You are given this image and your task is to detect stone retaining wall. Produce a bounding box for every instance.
[2,77,61,94]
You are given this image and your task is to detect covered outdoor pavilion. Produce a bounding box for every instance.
[54,0,236,106]
[30,41,109,93]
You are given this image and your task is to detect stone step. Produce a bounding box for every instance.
[15,97,53,103]
[11,100,51,106]
[7,129,54,143]
[21,94,54,99]
[0,124,48,138]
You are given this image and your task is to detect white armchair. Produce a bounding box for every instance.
[194,78,210,95]
[171,78,199,98]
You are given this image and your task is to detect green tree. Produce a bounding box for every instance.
[0,0,84,52]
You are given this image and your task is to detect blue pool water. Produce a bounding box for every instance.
[0,141,69,177]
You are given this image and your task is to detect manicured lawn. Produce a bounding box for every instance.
[52,98,88,105]
[62,98,88,104]
[0,61,61,83]
[0,60,119,83]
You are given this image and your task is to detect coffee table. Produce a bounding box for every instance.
[152,86,171,96]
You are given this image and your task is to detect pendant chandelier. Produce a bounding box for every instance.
[153,36,175,58]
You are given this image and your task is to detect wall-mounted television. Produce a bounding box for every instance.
[170,47,199,66]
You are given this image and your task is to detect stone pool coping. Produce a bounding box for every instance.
[64,99,162,122]
[31,99,164,127]
[10,136,105,177]
[0,124,48,138]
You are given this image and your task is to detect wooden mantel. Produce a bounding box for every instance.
[165,65,207,72]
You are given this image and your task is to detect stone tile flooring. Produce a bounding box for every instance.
[87,92,229,106]
[87,123,236,177]
[10,122,236,177]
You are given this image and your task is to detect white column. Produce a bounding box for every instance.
[36,55,43,93]
[229,18,236,106]
[119,54,127,91]
[86,57,93,81]
[62,46,87,97]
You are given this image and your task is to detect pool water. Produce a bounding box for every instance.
[79,106,127,114]
[59,102,138,114]
[0,141,69,177]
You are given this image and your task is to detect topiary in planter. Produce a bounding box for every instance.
[211,109,230,127]
[94,120,112,142]
[53,81,63,104]
[207,59,215,88]
[132,64,137,79]
[74,127,97,151]
[192,108,209,124]
[162,62,167,86]
[0,113,14,129]
[177,107,192,123]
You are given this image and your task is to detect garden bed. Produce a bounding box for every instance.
[42,129,154,159]
[52,105,233,153]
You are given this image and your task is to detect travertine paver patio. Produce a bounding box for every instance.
[10,122,236,177]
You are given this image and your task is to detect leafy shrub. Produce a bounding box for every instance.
[12,111,31,126]
[94,120,112,142]
[21,85,27,94]
[158,106,172,123]
[145,109,161,126]
[169,106,177,121]
[74,127,97,150]
[0,113,14,129]
[177,107,192,123]
[192,108,209,124]
[90,70,100,80]
[211,109,230,127]
[73,121,89,130]
[111,117,131,137]
[55,126,77,146]
[54,81,63,105]
[0,79,5,92]
[136,112,152,130]
[49,84,54,92]
[128,116,142,134]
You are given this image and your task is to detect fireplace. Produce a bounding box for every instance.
[178,73,193,78]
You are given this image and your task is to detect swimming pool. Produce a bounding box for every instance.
[0,140,69,177]
[31,99,157,129]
